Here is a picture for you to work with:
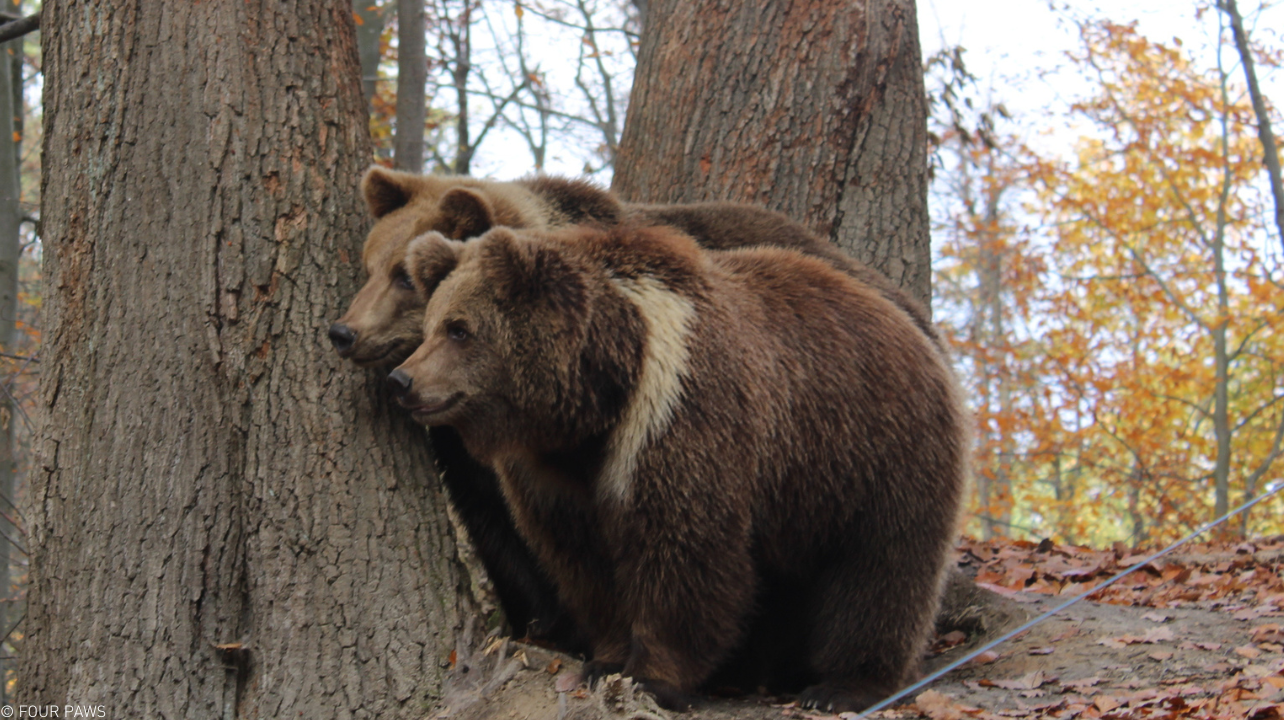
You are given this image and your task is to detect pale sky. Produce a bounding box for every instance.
[471,1,1284,180]
[917,0,1284,145]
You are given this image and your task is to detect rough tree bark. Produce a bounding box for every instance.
[24,2,475,717]
[612,0,932,307]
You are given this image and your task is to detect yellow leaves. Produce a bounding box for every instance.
[939,15,1284,545]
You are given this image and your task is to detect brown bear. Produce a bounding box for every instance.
[330,167,940,367]
[387,223,969,712]
[330,168,621,366]
[329,167,943,657]
[330,167,616,650]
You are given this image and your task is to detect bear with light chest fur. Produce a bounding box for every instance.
[389,223,968,712]
[330,167,944,657]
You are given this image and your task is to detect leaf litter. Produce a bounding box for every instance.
[864,535,1284,720]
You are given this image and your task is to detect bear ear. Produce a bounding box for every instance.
[475,228,529,299]
[476,228,581,308]
[405,232,463,299]
[435,187,497,240]
[362,166,417,218]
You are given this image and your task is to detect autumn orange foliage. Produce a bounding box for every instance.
[935,19,1284,546]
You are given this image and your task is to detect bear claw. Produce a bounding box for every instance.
[634,677,693,711]
[798,683,887,714]
[581,660,624,688]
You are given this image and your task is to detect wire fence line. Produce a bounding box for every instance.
[859,480,1284,717]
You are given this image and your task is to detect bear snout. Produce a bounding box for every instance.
[386,368,414,398]
[329,323,358,356]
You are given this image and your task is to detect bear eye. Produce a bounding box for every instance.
[445,320,470,343]
[393,267,414,291]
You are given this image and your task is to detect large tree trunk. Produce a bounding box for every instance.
[612,0,932,307]
[24,2,473,716]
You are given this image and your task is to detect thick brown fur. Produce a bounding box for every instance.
[624,202,940,348]
[392,224,969,712]
[333,167,946,677]
[333,167,621,367]
[334,167,938,368]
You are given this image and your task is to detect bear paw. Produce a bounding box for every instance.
[799,683,887,713]
[633,677,694,712]
[526,609,589,656]
[581,660,624,688]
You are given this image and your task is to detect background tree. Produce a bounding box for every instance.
[613,0,931,303]
[0,0,22,702]
[421,0,635,176]
[1219,0,1284,258]
[359,0,636,176]
[931,128,1049,540]
[354,0,387,102]
[396,0,427,171]
[21,2,474,715]
[932,15,1284,546]
[1026,20,1284,541]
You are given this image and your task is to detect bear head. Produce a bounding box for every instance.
[330,166,540,367]
[387,227,638,459]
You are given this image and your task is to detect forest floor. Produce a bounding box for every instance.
[431,535,1284,720]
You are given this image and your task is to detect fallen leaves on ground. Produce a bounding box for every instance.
[1096,625,1176,647]
[959,535,1284,614]
[856,536,1284,720]
[868,666,1284,720]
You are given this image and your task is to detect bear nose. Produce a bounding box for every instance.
[329,323,357,355]
[387,369,413,398]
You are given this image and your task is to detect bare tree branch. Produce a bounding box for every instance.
[516,2,637,38]
[1233,391,1284,433]
[1219,0,1284,258]
[0,13,37,45]
[573,0,621,165]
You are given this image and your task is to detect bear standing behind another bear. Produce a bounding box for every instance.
[385,222,969,712]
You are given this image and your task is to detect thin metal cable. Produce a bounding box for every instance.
[859,481,1284,717]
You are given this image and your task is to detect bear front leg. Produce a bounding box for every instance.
[604,492,757,708]
[799,533,952,713]
[496,463,631,668]
[428,426,584,650]
[580,611,631,687]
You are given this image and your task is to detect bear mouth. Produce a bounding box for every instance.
[351,340,413,368]
[407,392,462,422]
